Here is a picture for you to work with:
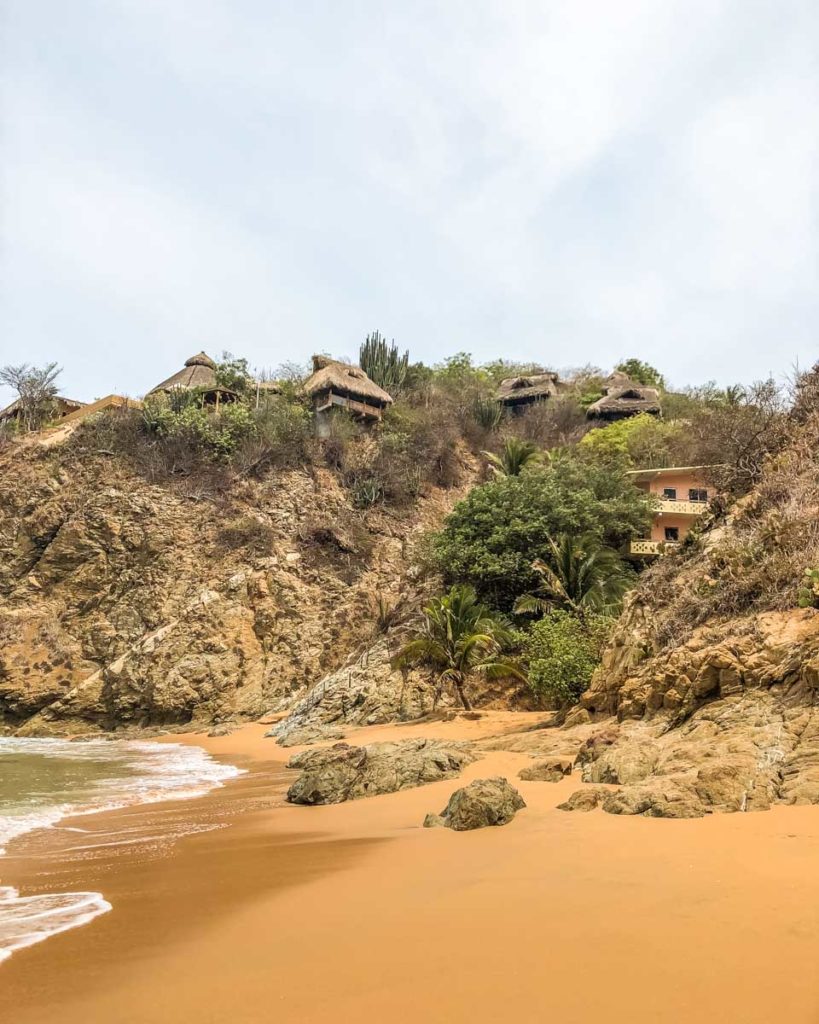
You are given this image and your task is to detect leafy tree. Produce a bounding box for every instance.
[520,610,612,706]
[676,378,788,496]
[392,584,523,710]
[482,437,543,477]
[433,453,652,610]
[579,413,681,468]
[215,353,254,397]
[514,533,633,616]
[432,352,491,392]
[359,331,409,393]
[616,358,666,389]
[0,362,62,432]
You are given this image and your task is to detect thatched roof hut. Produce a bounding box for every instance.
[586,373,661,422]
[146,352,236,405]
[302,356,392,434]
[0,395,85,426]
[496,372,560,410]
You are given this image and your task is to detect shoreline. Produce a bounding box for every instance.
[1,714,818,1023]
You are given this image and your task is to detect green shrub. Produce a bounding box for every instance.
[469,395,503,432]
[797,569,819,609]
[520,611,613,706]
[142,395,255,461]
[235,398,312,474]
[579,413,681,468]
[433,453,652,609]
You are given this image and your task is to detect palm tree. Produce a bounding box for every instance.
[514,533,631,617]
[481,437,543,477]
[392,585,524,711]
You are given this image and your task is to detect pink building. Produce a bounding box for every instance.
[627,466,713,557]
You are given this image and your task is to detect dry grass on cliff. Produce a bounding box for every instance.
[638,411,819,647]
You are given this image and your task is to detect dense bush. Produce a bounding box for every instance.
[579,413,682,468]
[232,400,312,476]
[506,396,589,447]
[433,454,652,609]
[143,396,256,461]
[519,610,612,706]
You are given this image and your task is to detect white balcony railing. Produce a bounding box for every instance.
[629,539,681,556]
[655,499,708,515]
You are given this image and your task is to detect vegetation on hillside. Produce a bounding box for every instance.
[5,343,815,714]
[432,453,651,611]
[0,362,63,432]
[392,584,523,711]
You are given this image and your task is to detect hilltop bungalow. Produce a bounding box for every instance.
[146,352,237,407]
[586,372,661,422]
[302,356,392,436]
[495,372,560,413]
[0,395,86,429]
[627,466,713,557]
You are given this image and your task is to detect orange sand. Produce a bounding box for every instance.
[1,714,818,1024]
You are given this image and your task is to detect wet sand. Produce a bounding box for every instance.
[1,714,818,1024]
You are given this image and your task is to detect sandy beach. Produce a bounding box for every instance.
[1,713,818,1024]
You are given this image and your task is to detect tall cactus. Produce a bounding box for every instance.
[359,331,409,394]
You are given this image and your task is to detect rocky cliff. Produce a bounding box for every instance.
[0,430,474,735]
[565,412,819,815]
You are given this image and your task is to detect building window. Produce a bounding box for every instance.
[664,527,679,541]
[662,487,677,500]
[689,488,708,502]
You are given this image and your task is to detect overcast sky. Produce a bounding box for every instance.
[1,1,817,406]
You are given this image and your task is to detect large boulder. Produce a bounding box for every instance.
[285,738,478,805]
[424,777,526,831]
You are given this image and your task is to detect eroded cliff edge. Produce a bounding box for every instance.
[0,434,473,735]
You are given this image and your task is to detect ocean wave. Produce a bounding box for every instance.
[0,737,244,851]
[0,886,112,963]
[0,737,244,963]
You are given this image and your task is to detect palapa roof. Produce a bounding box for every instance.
[147,352,227,396]
[496,372,560,404]
[0,395,85,423]
[586,374,661,419]
[303,355,393,406]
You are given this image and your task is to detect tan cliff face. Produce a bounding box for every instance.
[0,437,476,735]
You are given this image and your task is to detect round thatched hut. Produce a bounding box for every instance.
[146,352,236,406]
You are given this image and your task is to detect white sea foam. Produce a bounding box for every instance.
[0,737,244,963]
[0,886,112,963]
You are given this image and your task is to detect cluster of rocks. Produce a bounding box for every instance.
[284,736,528,832]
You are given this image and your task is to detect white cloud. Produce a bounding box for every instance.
[1,0,817,404]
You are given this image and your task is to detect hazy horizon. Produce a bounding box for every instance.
[2,2,817,405]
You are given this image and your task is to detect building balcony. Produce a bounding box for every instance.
[629,539,680,557]
[655,498,708,516]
